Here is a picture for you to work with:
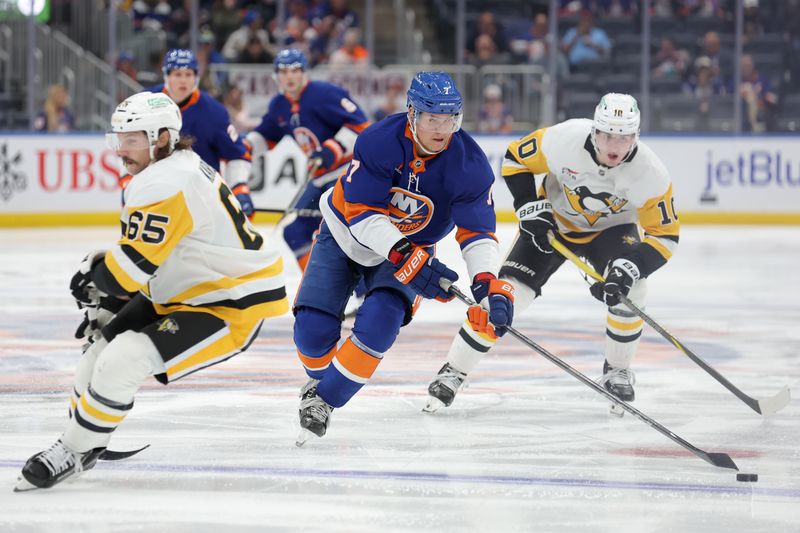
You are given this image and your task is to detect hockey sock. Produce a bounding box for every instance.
[317,336,382,408]
[316,290,405,407]
[446,277,537,374]
[70,337,109,418]
[63,331,162,452]
[605,279,646,369]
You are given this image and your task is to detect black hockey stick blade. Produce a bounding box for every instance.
[99,444,150,461]
[440,280,739,472]
[705,452,739,471]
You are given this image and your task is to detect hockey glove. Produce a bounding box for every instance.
[307,142,339,174]
[590,258,640,307]
[468,273,515,337]
[69,250,107,309]
[74,294,127,340]
[232,183,255,220]
[518,199,556,254]
[390,239,458,301]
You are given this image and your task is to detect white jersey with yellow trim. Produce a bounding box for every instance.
[104,150,288,321]
[503,118,679,267]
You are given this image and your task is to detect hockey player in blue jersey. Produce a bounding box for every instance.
[291,72,515,444]
[245,48,370,272]
[138,49,255,217]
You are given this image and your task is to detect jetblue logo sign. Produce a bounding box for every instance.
[701,149,800,203]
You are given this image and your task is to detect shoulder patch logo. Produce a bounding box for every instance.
[387,187,434,235]
[562,184,627,226]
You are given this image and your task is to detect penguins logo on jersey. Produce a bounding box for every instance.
[157,317,180,335]
[387,187,434,235]
[293,127,321,155]
[563,184,627,226]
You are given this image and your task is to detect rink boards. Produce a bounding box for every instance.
[1,133,800,226]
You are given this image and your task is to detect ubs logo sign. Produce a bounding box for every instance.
[0,143,27,201]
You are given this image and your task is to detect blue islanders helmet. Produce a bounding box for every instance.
[407,71,463,116]
[591,93,640,154]
[406,72,463,150]
[162,49,199,76]
[274,48,309,71]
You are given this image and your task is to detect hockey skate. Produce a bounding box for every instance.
[15,439,105,492]
[599,360,636,418]
[296,380,333,447]
[423,363,468,413]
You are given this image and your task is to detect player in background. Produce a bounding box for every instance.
[245,48,370,273]
[425,93,680,413]
[132,48,255,218]
[291,72,514,444]
[16,92,288,491]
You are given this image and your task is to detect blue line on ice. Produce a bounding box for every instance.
[2,460,796,497]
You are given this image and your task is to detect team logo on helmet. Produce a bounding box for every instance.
[563,184,627,226]
[387,187,434,235]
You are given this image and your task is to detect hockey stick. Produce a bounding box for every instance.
[266,160,322,226]
[254,207,321,217]
[440,280,738,471]
[549,235,791,417]
[99,444,150,461]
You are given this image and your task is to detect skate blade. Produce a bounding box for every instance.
[295,428,316,447]
[13,475,38,493]
[422,397,445,413]
[609,402,625,418]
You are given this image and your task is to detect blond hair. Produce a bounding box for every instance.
[44,84,68,132]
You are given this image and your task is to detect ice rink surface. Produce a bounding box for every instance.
[1,223,798,532]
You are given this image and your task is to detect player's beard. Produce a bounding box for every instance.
[122,156,147,175]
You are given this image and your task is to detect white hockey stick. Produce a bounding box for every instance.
[549,234,791,417]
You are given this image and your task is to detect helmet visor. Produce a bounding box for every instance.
[594,131,636,153]
[413,111,463,134]
[106,131,151,151]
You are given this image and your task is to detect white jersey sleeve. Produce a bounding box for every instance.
[104,150,288,322]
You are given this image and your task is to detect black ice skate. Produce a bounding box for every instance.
[423,363,468,413]
[296,380,333,447]
[600,360,636,417]
[15,439,105,492]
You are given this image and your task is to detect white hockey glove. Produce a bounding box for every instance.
[590,258,640,306]
[518,199,556,254]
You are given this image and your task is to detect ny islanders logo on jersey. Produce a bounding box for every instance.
[563,184,627,226]
[387,187,434,235]
[292,127,322,154]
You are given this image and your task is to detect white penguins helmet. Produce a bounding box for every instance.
[107,91,182,157]
[591,92,640,153]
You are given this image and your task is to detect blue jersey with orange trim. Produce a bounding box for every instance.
[253,80,369,165]
[147,84,250,171]
[320,113,497,267]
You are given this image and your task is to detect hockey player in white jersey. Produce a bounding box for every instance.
[15,92,288,491]
[425,93,680,412]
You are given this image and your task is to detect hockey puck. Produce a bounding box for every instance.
[736,473,758,482]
